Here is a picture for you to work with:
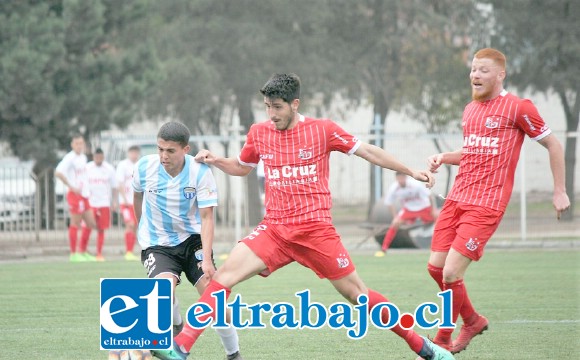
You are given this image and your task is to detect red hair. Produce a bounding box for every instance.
[474,48,506,70]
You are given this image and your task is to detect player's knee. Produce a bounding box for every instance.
[442,267,463,283]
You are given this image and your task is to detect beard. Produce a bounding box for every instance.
[472,87,493,102]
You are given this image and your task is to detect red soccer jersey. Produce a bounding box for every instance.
[238,115,361,224]
[447,90,551,211]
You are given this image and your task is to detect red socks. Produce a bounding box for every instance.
[427,263,444,291]
[367,289,424,353]
[174,280,231,352]
[96,231,105,256]
[79,226,91,253]
[125,231,136,252]
[68,226,78,253]
[427,264,476,324]
[381,228,397,251]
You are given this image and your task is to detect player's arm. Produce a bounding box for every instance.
[195,150,253,177]
[133,191,143,224]
[427,149,462,173]
[537,134,570,219]
[55,168,80,194]
[199,206,216,279]
[354,142,434,187]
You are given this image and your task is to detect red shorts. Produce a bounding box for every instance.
[431,200,504,261]
[67,192,90,215]
[120,205,136,225]
[397,206,435,224]
[240,221,355,280]
[91,207,111,230]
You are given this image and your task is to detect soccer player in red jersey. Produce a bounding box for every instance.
[421,48,570,356]
[153,73,454,360]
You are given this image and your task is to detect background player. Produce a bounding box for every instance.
[421,48,570,356]
[79,148,117,261]
[375,171,436,257]
[116,145,141,261]
[134,122,243,360]
[55,134,97,262]
[154,73,453,360]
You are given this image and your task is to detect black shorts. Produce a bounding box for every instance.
[141,234,215,286]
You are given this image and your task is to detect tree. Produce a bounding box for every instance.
[0,0,158,172]
[0,0,158,228]
[487,0,579,220]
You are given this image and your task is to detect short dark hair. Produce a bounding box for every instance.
[128,145,140,152]
[260,73,301,103]
[157,121,190,147]
[94,148,104,154]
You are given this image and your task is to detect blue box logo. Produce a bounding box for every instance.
[100,278,172,350]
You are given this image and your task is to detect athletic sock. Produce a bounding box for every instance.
[173,297,183,326]
[125,231,136,253]
[174,280,231,352]
[367,289,423,353]
[459,283,477,325]
[427,263,444,291]
[214,326,240,356]
[96,231,105,256]
[381,228,397,251]
[436,279,466,342]
[80,226,91,253]
[68,225,78,253]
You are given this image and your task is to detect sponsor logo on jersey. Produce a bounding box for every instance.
[147,188,162,194]
[183,186,196,199]
[332,131,348,145]
[463,134,500,155]
[260,154,274,160]
[522,114,536,131]
[266,164,318,186]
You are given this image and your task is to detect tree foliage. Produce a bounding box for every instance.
[0,0,158,171]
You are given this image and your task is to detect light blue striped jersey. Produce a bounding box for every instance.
[132,154,218,249]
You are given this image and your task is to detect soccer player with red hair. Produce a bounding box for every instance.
[421,48,570,356]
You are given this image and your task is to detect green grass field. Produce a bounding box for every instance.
[1,249,579,359]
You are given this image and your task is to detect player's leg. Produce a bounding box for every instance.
[330,270,453,360]
[95,207,110,260]
[141,245,184,335]
[66,192,83,261]
[122,205,139,260]
[182,235,243,360]
[291,222,453,360]
[443,205,501,353]
[169,241,272,358]
[380,214,403,252]
[194,275,242,360]
[77,206,97,260]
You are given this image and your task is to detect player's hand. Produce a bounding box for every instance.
[201,258,216,279]
[411,170,435,189]
[427,153,444,173]
[195,149,216,164]
[553,191,570,220]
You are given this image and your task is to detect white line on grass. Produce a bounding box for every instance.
[502,319,580,324]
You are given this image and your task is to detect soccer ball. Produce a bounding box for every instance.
[108,350,152,360]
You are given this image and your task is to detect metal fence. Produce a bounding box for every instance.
[0,131,578,248]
